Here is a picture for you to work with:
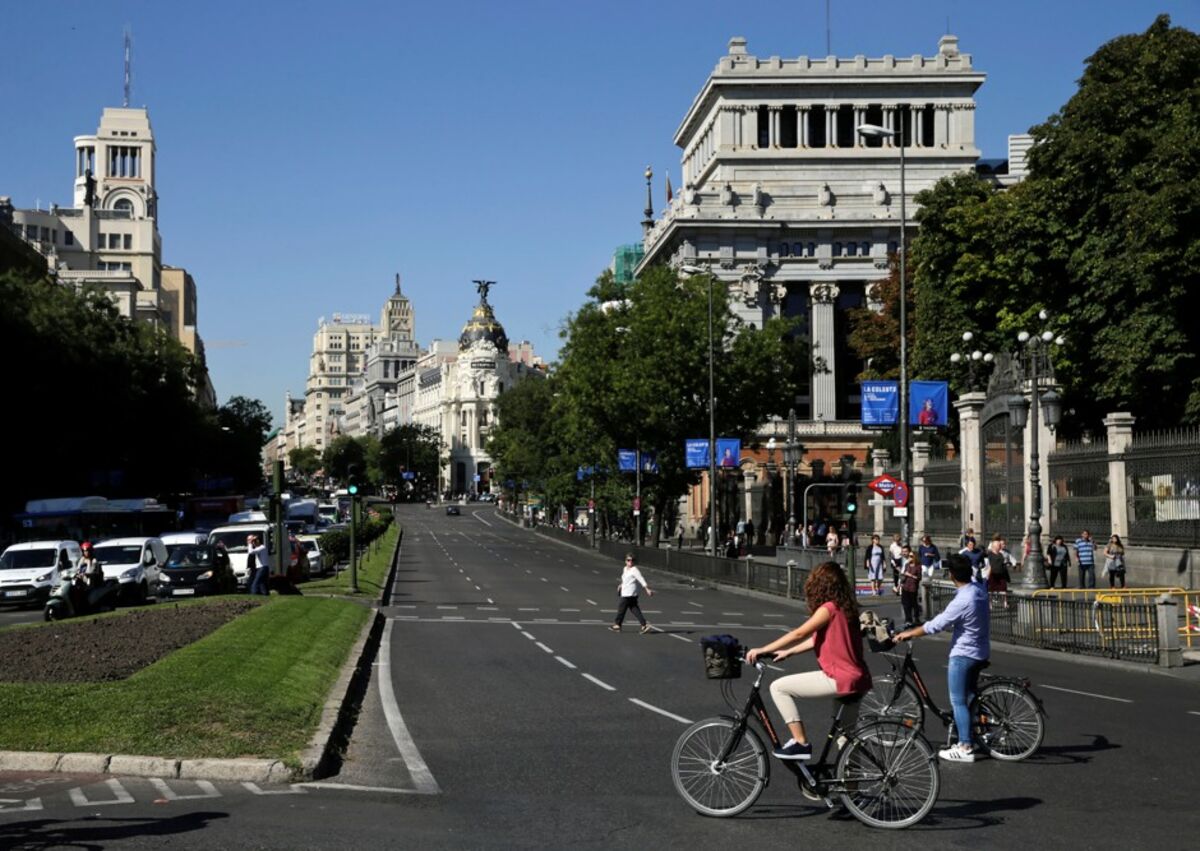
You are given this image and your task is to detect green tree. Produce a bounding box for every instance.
[377,424,442,494]
[216,396,273,492]
[322,435,366,483]
[288,446,322,477]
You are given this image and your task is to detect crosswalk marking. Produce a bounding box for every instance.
[150,778,220,800]
[0,797,43,812]
[242,782,305,795]
[69,778,133,807]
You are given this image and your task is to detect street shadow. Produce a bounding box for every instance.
[1018,734,1119,766]
[0,811,230,850]
[914,795,1043,830]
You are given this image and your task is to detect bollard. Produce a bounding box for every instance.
[786,560,796,599]
[745,557,752,590]
[1157,594,1182,668]
[919,579,932,621]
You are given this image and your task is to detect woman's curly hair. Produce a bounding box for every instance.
[804,561,859,618]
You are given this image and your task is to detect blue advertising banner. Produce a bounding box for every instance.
[861,380,899,427]
[685,439,709,469]
[641,451,659,474]
[909,380,950,427]
[617,450,637,472]
[716,438,741,468]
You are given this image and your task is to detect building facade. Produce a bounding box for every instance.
[4,106,215,407]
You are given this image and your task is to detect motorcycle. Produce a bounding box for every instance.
[44,575,120,621]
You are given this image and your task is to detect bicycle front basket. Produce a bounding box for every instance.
[701,634,742,679]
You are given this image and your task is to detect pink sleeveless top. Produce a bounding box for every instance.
[813,601,872,695]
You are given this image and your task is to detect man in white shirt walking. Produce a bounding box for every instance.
[611,553,654,634]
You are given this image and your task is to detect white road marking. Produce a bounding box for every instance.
[764,613,785,618]
[669,634,693,643]
[721,612,744,616]
[487,597,494,604]
[442,616,465,621]
[560,586,570,593]
[518,607,539,612]
[555,656,578,669]
[526,569,533,574]
[296,782,420,794]
[540,577,549,583]
[585,599,598,606]
[681,611,704,616]
[509,621,523,630]
[687,601,704,607]
[561,608,580,612]
[582,673,617,691]
[1042,685,1132,703]
[436,606,458,610]
[521,631,536,640]
[671,621,695,625]
[394,604,416,609]
[474,585,481,591]
[478,606,499,611]
[629,698,692,725]
[1189,711,1200,717]
[0,797,42,811]
[242,782,305,795]
[535,642,554,654]
[474,513,493,527]
[69,779,134,807]
[150,778,220,800]
[379,620,441,794]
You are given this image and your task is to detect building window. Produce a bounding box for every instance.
[108,234,121,249]
[862,105,884,147]
[888,241,899,256]
[64,230,74,246]
[846,242,857,256]
[861,241,871,256]
[114,198,134,216]
[123,234,132,250]
[779,242,789,257]
[836,105,855,148]
[807,243,816,257]
[808,105,826,148]
[40,227,50,241]
[833,242,843,257]
[756,104,769,148]
[921,104,935,148]
[779,105,798,148]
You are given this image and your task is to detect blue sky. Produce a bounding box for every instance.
[4,1,1197,426]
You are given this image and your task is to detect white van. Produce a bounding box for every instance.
[208,523,272,589]
[91,537,167,604]
[0,540,82,606]
[160,531,209,560]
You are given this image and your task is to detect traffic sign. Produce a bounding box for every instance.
[893,480,910,508]
[588,499,595,511]
[633,497,641,511]
[868,474,900,497]
[893,507,909,517]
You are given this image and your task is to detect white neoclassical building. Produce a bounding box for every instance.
[639,34,986,427]
[410,285,545,496]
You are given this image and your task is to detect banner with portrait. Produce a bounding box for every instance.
[909,380,949,427]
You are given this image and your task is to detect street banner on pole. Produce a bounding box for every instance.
[617,449,637,472]
[909,380,949,427]
[716,438,741,468]
[640,451,659,474]
[861,381,899,427]
[685,439,709,469]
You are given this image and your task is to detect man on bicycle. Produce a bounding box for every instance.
[895,553,990,763]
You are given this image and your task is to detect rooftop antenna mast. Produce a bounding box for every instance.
[825,0,831,55]
[123,26,132,107]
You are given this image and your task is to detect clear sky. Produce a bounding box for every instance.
[4,1,1197,427]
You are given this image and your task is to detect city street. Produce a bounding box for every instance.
[1,504,1198,848]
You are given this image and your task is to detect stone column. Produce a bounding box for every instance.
[799,107,810,147]
[882,106,896,147]
[912,441,932,541]
[769,106,781,148]
[913,106,924,147]
[872,448,891,537]
[1104,412,1136,539]
[853,107,865,146]
[954,392,986,533]
[809,283,840,421]
[827,108,837,147]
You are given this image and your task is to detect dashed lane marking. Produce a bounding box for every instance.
[560,586,570,592]
[582,674,616,691]
[585,599,598,606]
[521,631,536,640]
[534,642,554,654]
[242,782,304,795]
[561,608,580,612]
[442,616,466,621]
[721,612,745,616]
[555,656,577,669]
[0,797,43,812]
[436,606,458,610]
[1042,685,1132,703]
[669,634,693,643]
[629,698,692,725]
[518,607,539,611]
[1189,711,1200,717]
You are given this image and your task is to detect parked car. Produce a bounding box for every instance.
[297,535,324,577]
[0,540,82,607]
[445,505,461,516]
[160,531,209,561]
[157,543,236,598]
[207,523,306,589]
[90,537,167,604]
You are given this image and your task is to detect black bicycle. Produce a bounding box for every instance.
[860,635,1046,761]
[670,653,940,829]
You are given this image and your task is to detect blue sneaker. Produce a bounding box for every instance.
[774,739,813,761]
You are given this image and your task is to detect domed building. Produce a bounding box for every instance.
[410,282,545,496]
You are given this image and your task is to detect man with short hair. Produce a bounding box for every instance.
[1074,529,1096,588]
[959,537,985,581]
[247,534,271,596]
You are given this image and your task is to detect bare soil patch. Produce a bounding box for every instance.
[0,599,260,684]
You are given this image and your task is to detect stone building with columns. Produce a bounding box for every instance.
[637,34,987,541]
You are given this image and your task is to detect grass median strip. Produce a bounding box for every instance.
[0,596,369,766]
[305,523,399,597]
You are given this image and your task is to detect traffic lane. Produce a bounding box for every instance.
[0,605,45,628]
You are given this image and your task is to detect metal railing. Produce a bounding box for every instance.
[927,582,1160,663]
[1125,427,1200,547]
[1047,443,1111,534]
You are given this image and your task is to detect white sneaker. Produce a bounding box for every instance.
[938,743,976,763]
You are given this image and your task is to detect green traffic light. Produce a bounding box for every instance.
[847,503,857,513]
[348,485,358,495]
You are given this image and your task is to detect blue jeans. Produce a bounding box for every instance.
[1078,564,1095,588]
[250,564,270,596]
[947,655,986,748]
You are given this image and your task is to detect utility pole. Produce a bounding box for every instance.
[273,461,286,583]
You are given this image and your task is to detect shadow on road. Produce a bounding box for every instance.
[0,811,230,850]
[913,795,1043,830]
[1020,734,1119,765]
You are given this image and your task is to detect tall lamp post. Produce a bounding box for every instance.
[766,437,777,545]
[681,263,719,558]
[857,118,908,543]
[784,408,800,546]
[1008,312,1065,590]
[949,331,995,391]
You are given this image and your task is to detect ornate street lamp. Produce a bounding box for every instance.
[949,331,995,391]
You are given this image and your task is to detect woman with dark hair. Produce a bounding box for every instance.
[746,562,872,761]
[1104,534,1126,588]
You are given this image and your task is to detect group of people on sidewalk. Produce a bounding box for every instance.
[958,526,1127,589]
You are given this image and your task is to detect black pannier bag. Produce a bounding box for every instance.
[701,634,742,679]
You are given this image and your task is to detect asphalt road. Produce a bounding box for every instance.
[2,504,1198,849]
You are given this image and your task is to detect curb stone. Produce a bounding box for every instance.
[0,514,405,784]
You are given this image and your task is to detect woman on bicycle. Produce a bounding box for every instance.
[746,562,871,761]
[895,553,990,763]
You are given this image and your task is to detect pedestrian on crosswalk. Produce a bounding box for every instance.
[611,553,654,634]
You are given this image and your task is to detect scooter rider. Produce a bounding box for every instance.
[77,541,105,590]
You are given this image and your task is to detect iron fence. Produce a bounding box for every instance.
[1047,441,1110,535]
[922,460,964,537]
[926,582,1159,663]
[1126,428,1200,547]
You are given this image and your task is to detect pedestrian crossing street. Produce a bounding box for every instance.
[0,773,411,815]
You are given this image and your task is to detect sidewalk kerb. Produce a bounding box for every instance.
[55,752,112,774]
[107,755,181,778]
[0,750,62,772]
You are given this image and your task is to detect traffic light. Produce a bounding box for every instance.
[846,484,859,516]
[347,463,360,496]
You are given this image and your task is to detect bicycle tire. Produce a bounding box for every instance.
[836,719,940,830]
[671,716,768,817]
[973,682,1045,761]
[860,675,925,731]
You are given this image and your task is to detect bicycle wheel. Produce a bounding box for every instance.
[671,716,768,817]
[836,719,940,830]
[860,675,925,731]
[973,682,1045,761]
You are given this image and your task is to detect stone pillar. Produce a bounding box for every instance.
[954,392,986,533]
[853,107,865,146]
[809,283,840,421]
[769,106,781,148]
[912,441,932,541]
[913,106,924,147]
[1104,412,1135,540]
[872,448,891,537]
[799,107,810,147]
[882,106,896,147]
[827,108,837,147]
